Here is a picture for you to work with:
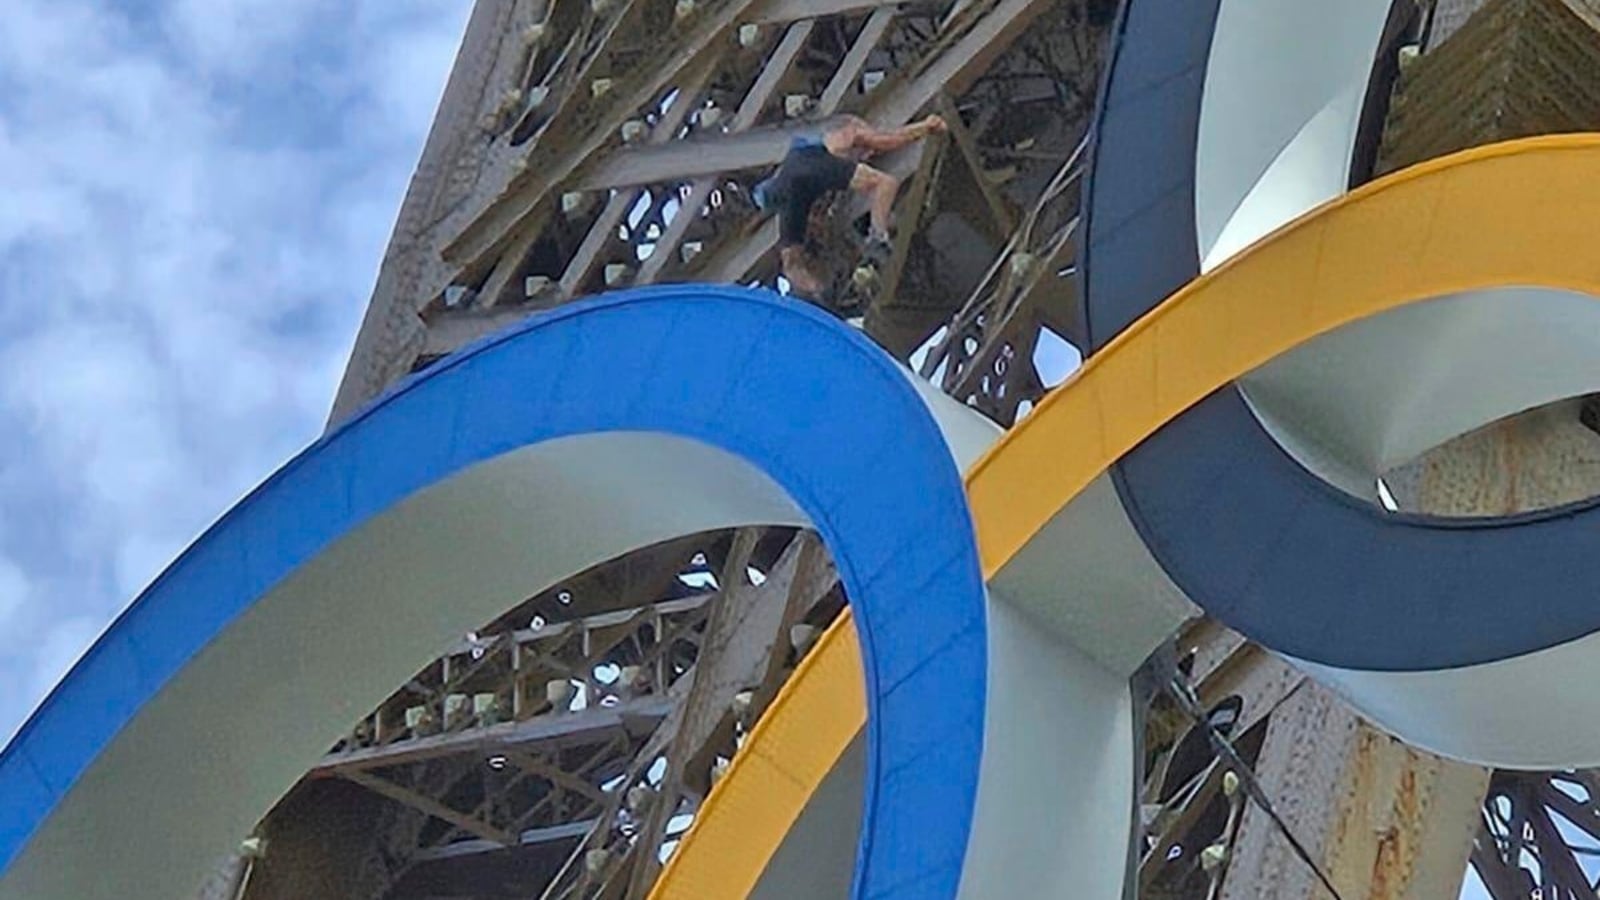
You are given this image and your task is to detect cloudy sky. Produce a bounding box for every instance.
[0,0,470,741]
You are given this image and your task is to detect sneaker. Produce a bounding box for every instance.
[863,234,893,265]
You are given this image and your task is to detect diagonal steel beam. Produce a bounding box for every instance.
[441,0,770,275]
[554,55,720,301]
[638,8,897,284]
[571,0,1046,194]
[618,528,762,896]
[819,6,898,111]
[505,749,610,806]
[685,0,1049,283]
[411,820,598,863]
[872,135,945,311]
[316,696,672,773]
[751,0,907,24]
[635,20,818,284]
[935,92,1015,234]
[343,770,517,847]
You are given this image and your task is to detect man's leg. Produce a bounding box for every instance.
[779,245,825,297]
[849,164,901,244]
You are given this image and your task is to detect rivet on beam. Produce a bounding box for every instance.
[443,285,473,309]
[985,164,1018,185]
[496,87,524,117]
[626,784,655,811]
[790,623,818,654]
[620,119,649,143]
[545,679,576,710]
[1009,251,1035,280]
[239,837,268,860]
[525,275,554,299]
[784,94,813,118]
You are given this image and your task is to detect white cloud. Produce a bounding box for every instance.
[26,617,102,715]
[0,0,469,738]
[0,557,29,629]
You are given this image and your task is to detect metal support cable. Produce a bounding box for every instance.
[1164,674,1351,900]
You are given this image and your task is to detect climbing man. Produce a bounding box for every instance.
[751,113,947,298]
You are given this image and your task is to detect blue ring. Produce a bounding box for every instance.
[0,284,986,899]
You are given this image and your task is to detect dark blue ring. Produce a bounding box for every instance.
[1079,0,1600,672]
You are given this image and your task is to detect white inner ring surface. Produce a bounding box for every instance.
[1241,288,1600,504]
[1196,0,1392,272]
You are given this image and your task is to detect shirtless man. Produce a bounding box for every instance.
[751,114,947,297]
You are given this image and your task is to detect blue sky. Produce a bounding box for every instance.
[0,0,471,741]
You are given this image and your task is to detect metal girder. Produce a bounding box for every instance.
[617,529,762,896]
[441,0,770,275]
[820,7,897,111]
[872,135,946,310]
[574,0,1041,193]
[343,770,518,847]
[749,0,907,24]
[684,0,1051,293]
[317,698,672,774]
[506,750,611,806]
[421,306,531,357]
[1136,622,1496,900]
[916,134,1083,423]
[634,21,817,284]
[555,55,720,300]
[934,93,1015,234]
[1139,626,1284,900]
[412,820,599,863]
[526,529,839,900]
[636,7,898,286]
[1473,771,1600,899]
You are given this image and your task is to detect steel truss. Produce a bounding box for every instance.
[265,0,1600,899]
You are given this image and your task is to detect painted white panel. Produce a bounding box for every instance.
[750,736,865,900]
[904,366,1006,470]
[992,473,1197,678]
[1291,627,1600,769]
[1197,0,1392,269]
[1242,288,1600,499]
[959,600,1135,900]
[3,434,808,900]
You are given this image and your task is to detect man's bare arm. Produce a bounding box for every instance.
[826,115,948,156]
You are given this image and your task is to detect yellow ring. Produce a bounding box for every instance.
[653,133,1600,898]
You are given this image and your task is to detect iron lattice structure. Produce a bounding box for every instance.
[266,0,1113,893]
[205,1,1600,899]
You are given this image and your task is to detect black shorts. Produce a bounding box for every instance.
[771,143,857,247]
